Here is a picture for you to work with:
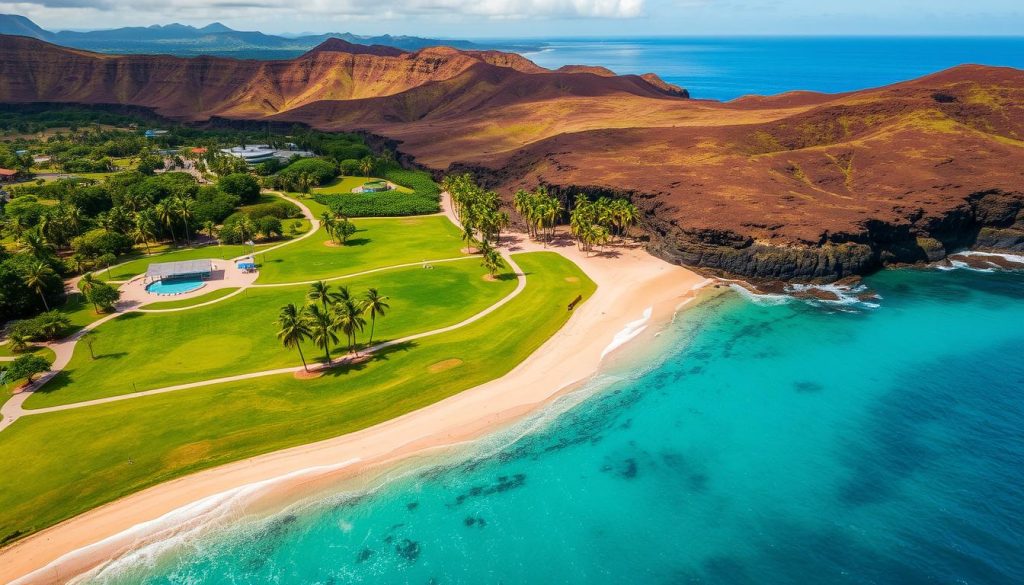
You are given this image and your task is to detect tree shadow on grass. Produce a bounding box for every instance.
[340,238,371,247]
[319,340,418,378]
[494,272,519,282]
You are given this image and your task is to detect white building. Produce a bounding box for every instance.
[220,145,315,165]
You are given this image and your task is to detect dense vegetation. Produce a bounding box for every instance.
[314,168,441,217]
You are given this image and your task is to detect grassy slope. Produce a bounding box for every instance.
[0,252,593,545]
[26,259,514,408]
[138,288,240,310]
[254,215,466,284]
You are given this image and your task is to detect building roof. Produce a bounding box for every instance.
[191,147,208,154]
[0,168,18,176]
[145,259,213,280]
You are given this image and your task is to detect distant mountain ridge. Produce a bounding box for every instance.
[0,14,519,58]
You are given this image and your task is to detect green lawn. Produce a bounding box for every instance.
[0,344,56,362]
[138,288,240,310]
[315,176,413,195]
[0,252,593,546]
[26,259,515,408]
[254,215,467,284]
[58,292,113,330]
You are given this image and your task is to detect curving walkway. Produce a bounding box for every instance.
[0,191,521,432]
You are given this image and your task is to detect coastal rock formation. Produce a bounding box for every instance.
[1,35,1022,280]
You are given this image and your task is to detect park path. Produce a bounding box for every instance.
[0,191,524,430]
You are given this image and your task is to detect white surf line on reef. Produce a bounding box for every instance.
[14,458,363,585]
[601,307,652,359]
[9,253,525,420]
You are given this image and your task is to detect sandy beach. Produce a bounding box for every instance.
[0,199,711,584]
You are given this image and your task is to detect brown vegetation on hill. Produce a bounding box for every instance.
[2,35,1021,280]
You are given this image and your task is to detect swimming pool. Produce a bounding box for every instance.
[145,277,206,296]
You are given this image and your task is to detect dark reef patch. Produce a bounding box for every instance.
[793,381,824,393]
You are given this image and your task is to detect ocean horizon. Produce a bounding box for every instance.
[495,36,1024,100]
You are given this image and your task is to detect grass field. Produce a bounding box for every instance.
[138,288,240,310]
[315,176,413,195]
[0,252,593,546]
[254,215,467,284]
[26,259,515,408]
[0,345,56,362]
[58,292,112,331]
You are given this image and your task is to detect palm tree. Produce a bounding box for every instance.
[155,200,176,244]
[22,261,54,311]
[362,288,390,348]
[8,332,29,354]
[132,211,157,254]
[479,240,506,277]
[177,197,196,245]
[36,310,70,340]
[305,304,338,364]
[77,273,100,312]
[276,303,312,372]
[359,156,374,180]
[319,211,337,243]
[334,299,367,354]
[307,281,334,311]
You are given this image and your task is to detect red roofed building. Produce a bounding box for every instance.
[0,168,20,182]
[191,147,208,155]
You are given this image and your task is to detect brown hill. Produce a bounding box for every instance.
[2,35,1021,281]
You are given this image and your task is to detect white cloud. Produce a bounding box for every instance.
[2,0,646,23]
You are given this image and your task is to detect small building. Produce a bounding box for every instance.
[144,259,213,284]
[0,168,20,182]
[221,145,278,164]
[191,147,208,155]
[144,129,169,138]
[221,145,315,165]
[32,155,52,165]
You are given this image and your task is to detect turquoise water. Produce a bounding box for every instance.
[146,278,206,295]
[88,267,1024,584]
[518,37,1024,100]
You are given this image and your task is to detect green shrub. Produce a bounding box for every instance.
[217,173,261,204]
[277,158,337,186]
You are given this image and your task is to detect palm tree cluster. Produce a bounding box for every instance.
[319,211,357,245]
[276,283,391,371]
[569,195,640,253]
[442,174,510,248]
[512,186,564,243]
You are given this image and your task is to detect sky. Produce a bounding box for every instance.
[2,0,1023,38]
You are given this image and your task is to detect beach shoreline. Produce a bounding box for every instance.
[1,210,713,584]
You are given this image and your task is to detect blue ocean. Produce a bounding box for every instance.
[87,265,1024,584]
[518,37,1024,100]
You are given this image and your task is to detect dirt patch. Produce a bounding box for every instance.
[482,274,498,282]
[428,358,463,373]
[460,247,479,254]
[294,369,324,380]
[323,240,343,248]
[564,276,580,283]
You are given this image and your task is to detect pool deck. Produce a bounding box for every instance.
[119,261,259,306]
